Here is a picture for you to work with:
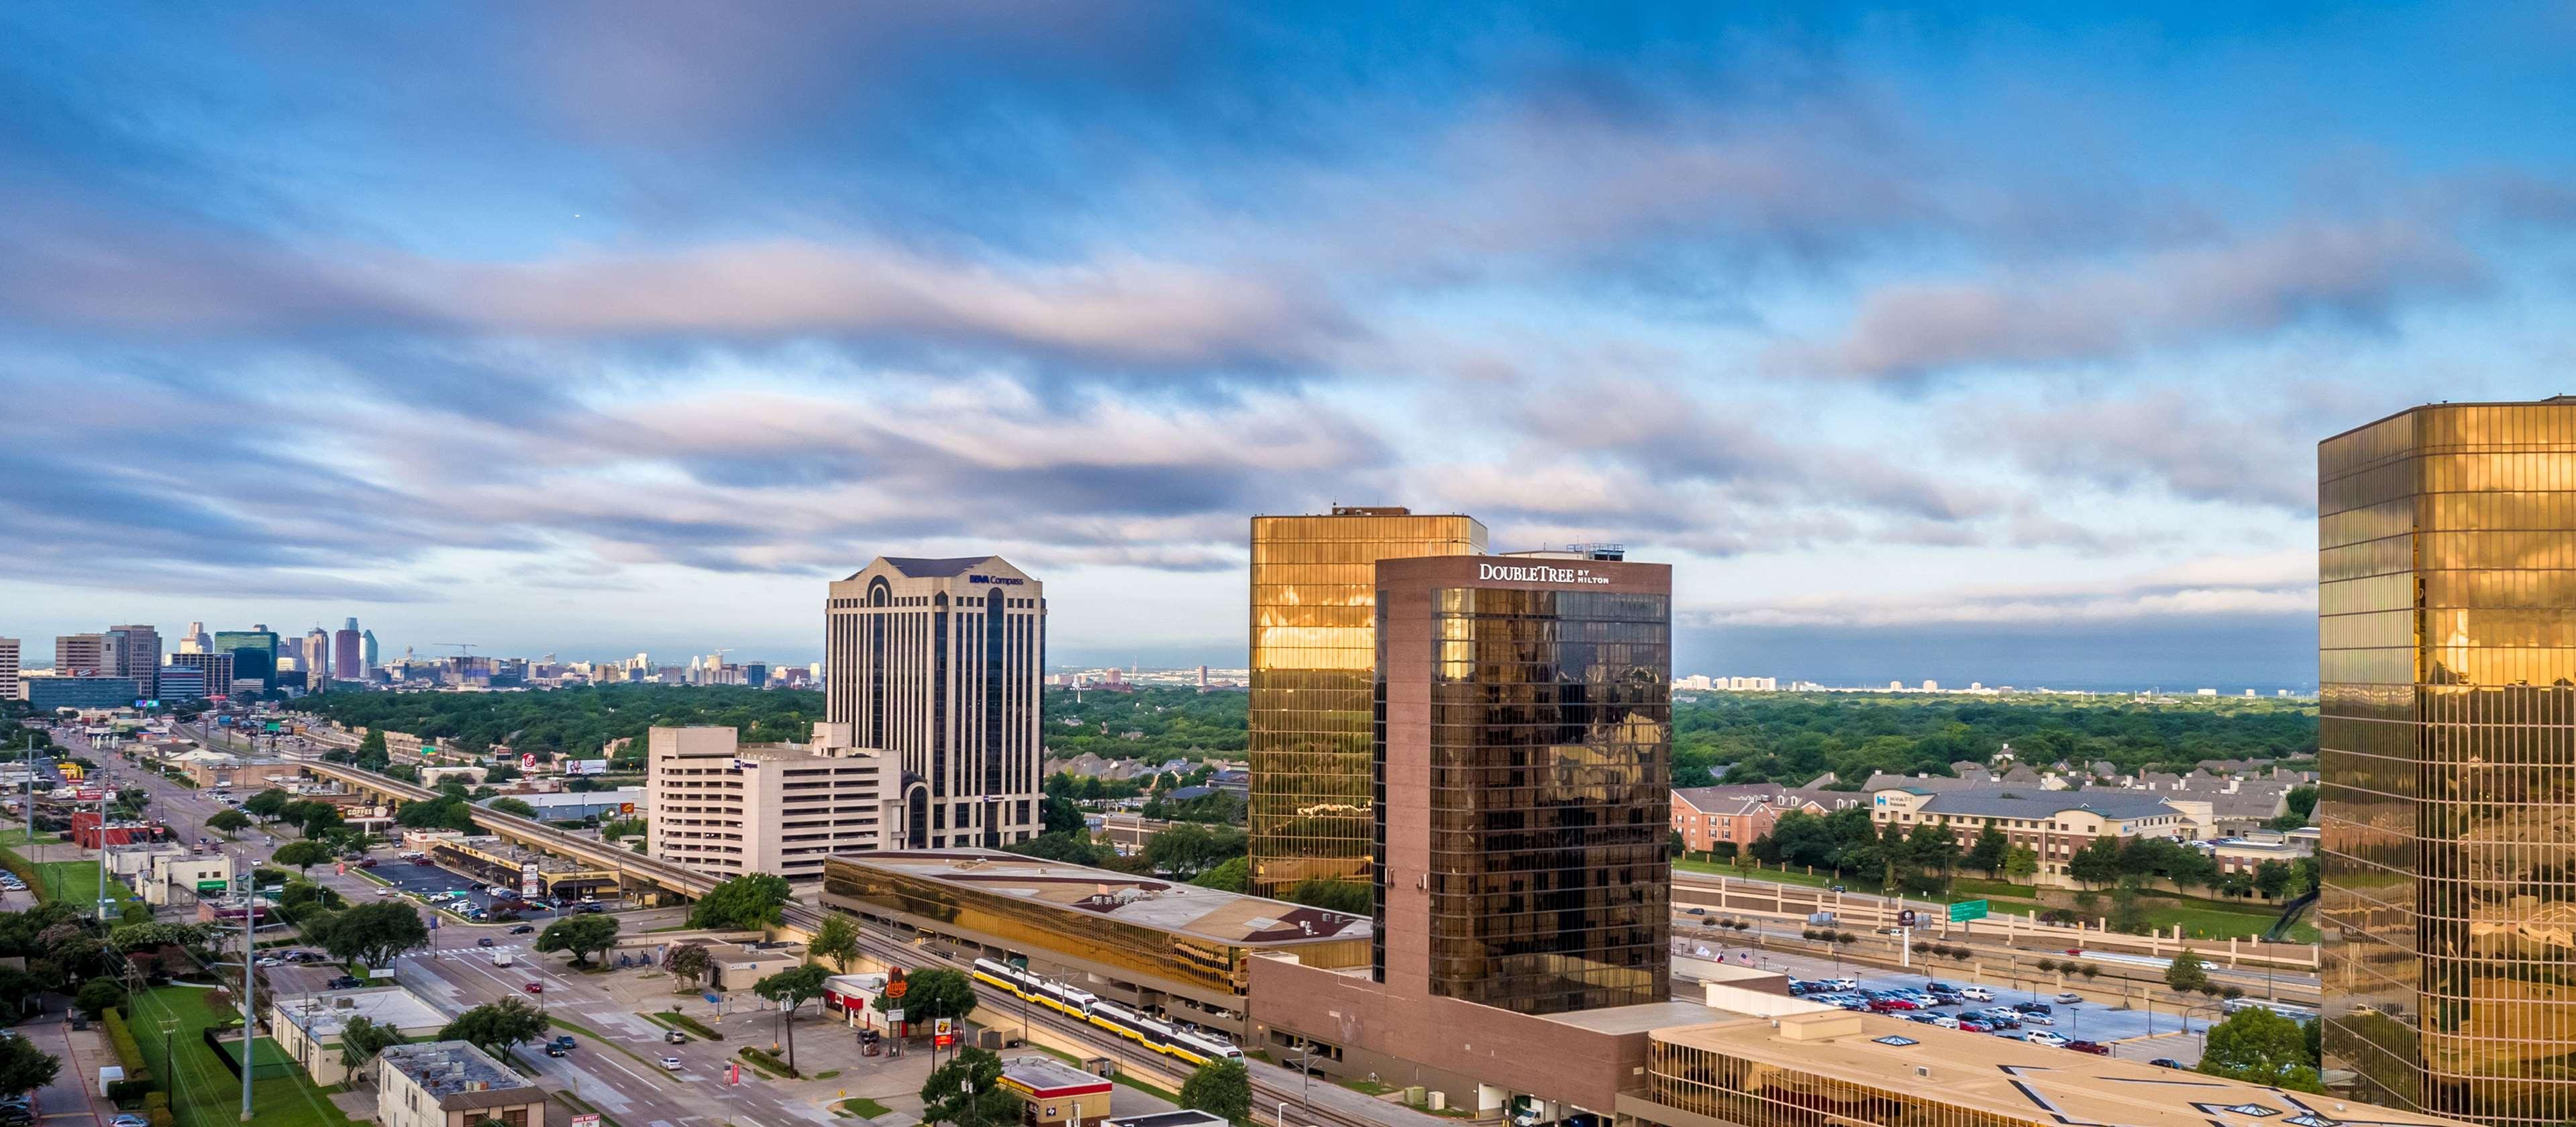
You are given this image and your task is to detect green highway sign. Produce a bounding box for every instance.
[1947,900,1989,923]
[197,880,229,893]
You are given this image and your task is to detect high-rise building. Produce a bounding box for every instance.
[167,652,234,700]
[0,637,17,701]
[647,725,886,881]
[1372,551,1671,1015]
[213,627,280,691]
[154,664,207,703]
[302,627,331,691]
[105,625,161,698]
[2320,398,2576,1125]
[824,556,1046,849]
[54,633,107,676]
[360,628,378,672]
[178,622,210,654]
[333,618,362,683]
[1248,506,1486,894]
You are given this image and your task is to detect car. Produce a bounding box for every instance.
[1957,1020,1992,1033]
[109,1115,148,1127]
[660,1055,684,1071]
[664,1030,688,1044]
[1958,986,1994,1001]
[1989,1031,2029,1042]
[2148,1059,2186,1069]
[327,975,362,989]
[2014,1002,2054,1014]
[1865,1000,1906,1014]
[523,982,544,995]
[356,858,377,868]
[578,903,605,914]
[2026,1031,2069,1048]
[1820,978,1859,991]
[510,924,535,934]
[1685,907,1706,916]
[1835,1000,1869,1012]
[476,937,497,948]
[374,888,397,896]
[2020,1012,2055,1026]
[2065,1040,2111,1056]
[1928,1016,1960,1029]
[1829,884,1846,893]
[1904,1013,1940,1025]
[1924,982,1960,996]
[546,1043,568,1057]
[2055,992,2083,1004]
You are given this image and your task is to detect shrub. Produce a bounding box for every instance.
[144,1092,168,1112]
[1912,941,1933,955]
[2036,958,2058,973]
[1949,948,1971,962]
[105,1078,153,1106]
[101,1007,149,1081]
[148,1110,174,1127]
[1730,919,1751,931]
[656,1012,722,1040]
[2080,964,2102,979]
[737,1046,798,1077]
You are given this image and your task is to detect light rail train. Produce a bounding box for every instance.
[971,958,1244,1067]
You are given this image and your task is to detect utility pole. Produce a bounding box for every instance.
[95,793,109,924]
[240,847,256,1121]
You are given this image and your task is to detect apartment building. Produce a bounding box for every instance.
[1867,786,2187,887]
[376,1041,543,1127]
[0,637,17,700]
[647,724,887,882]
[1669,785,1858,853]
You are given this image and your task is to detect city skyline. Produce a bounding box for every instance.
[9,7,2573,683]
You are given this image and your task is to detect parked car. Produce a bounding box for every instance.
[577,903,606,914]
[2065,1040,2111,1056]
[1958,986,1994,1001]
[109,1116,149,1127]
[327,975,362,989]
[2055,992,2083,1004]
[2026,1031,2069,1048]
[1957,1019,1992,1033]
[1820,978,1859,991]
[2020,1012,2055,1026]
[1928,1016,1960,1029]
[2014,1002,2054,1014]
[2149,1058,2186,1069]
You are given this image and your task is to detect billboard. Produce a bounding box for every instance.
[566,759,609,775]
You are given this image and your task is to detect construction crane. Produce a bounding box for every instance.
[430,642,479,657]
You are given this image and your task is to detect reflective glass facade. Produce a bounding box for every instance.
[1377,574,1671,1015]
[2321,400,2576,1125]
[1249,510,1484,894]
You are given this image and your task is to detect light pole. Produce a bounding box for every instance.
[239,846,257,1122]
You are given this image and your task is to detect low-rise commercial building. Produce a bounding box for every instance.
[137,851,233,906]
[1868,786,2189,887]
[997,1055,1114,1126]
[72,812,169,849]
[376,1041,544,1127]
[272,985,450,1085]
[1624,1011,2475,1127]
[649,724,887,882]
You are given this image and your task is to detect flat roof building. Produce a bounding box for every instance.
[1869,786,2190,888]
[375,1041,544,1127]
[825,555,1046,850]
[272,985,450,1086]
[648,725,886,882]
[1628,1011,2478,1127]
[997,1055,1115,1125]
[1247,507,1486,894]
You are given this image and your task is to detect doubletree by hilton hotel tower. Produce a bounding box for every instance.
[2320,398,2576,1125]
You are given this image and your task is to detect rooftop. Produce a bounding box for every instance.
[999,1055,1115,1095]
[875,555,999,578]
[1102,1113,1229,1127]
[1652,1012,2477,1127]
[832,849,1371,947]
[1904,788,2179,821]
[275,985,448,1038]
[378,1040,535,1101]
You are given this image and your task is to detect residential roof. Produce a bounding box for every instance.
[1906,788,2179,822]
[1648,1012,2477,1127]
[828,849,1370,947]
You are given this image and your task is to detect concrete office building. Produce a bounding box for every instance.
[334,618,362,682]
[272,985,448,1087]
[26,676,140,711]
[54,633,106,676]
[301,627,331,690]
[166,652,234,700]
[153,665,206,703]
[0,637,15,700]
[212,627,279,690]
[360,628,378,672]
[1247,506,1486,894]
[105,625,160,698]
[374,1042,542,1127]
[824,555,1044,849]
[2320,399,2576,1124]
[177,622,209,654]
[647,725,887,881]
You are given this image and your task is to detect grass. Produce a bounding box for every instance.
[550,1015,667,1073]
[125,983,365,1127]
[1685,861,2314,941]
[1340,1078,1395,1096]
[645,1010,723,1040]
[812,1069,842,1080]
[733,1046,788,1079]
[837,1097,895,1118]
[0,846,142,908]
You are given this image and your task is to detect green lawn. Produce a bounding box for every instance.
[838,1097,895,1118]
[1681,861,2312,941]
[123,984,364,1127]
[0,844,141,908]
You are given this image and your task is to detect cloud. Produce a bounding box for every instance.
[1973,390,2324,511]
[1779,219,2487,380]
[1690,551,2314,629]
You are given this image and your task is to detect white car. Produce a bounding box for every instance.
[1958,986,1994,1001]
[1929,1015,1960,1029]
[2026,1031,2070,1048]
[1820,978,1859,991]
[660,1055,684,1071]
[2020,1012,2055,1026]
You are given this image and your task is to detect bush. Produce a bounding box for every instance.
[737,1046,798,1078]
[656,1012,721,1040]
[101,1007,149,1081]
[144,1092,168,1112]
[105,1078,153,1106]
[148,1111,174,1127]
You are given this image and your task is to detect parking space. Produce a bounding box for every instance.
[365,861,564,923]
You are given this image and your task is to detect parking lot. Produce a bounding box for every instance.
[364,861,568,923]
[1676,941,2214,1064]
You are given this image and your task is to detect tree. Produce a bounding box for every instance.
[74,978,125,1018]
[0,1033,61,1097]
[668,943,711,991]
[2067,837,2122,888]
[2002,847,2039,884]
[205,808,251,837]
[242,788,291,822]
[1180,1059,1251,1122]
[1041,794,1086,836]
[2109,885,2153,934]
[1143,823,1246,879]
[919,1047,1020,1127]
[109,920,213,953]
[1904,821,1959,883]
[2283,785,2317,822]
[482,763,523,784]
[273,839,333,876]
[314,901,431,968]
[1964,822,2010,877]
[807,914,861,973]
[2253,860,2293,900]
[1190,855,1250,892]
[2199,1007,2323,1091]
[874,967,977,1025]
[535,914,622,967]
[1282,878,1371,914]
[338,1015,406,1081]
[442,998,548,1062]
[754,963,830,1073]
[688,873,793,933]
[487,797,537,818]
[2165,951,2211,995]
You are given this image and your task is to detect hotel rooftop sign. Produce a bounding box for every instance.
[1476,562,1611,585]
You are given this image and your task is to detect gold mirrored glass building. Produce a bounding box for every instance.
[2321,399,2576,1125]
[1249,507,1485,895]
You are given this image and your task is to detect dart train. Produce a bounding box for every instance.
[971,957,1245,1067]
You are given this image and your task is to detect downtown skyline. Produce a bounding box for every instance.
[7,5,2575,686]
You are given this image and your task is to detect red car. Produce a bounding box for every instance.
[1867,999,1911,1013]
[2065,1040,2110,1056]
[1957,1020,1992,1033]
[523,982,544,995]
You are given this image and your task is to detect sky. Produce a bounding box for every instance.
[5,3,2575,688]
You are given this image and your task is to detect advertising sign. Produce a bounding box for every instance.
[1896,910,1916,928]
[566,759,609,775]
[619,802,635,815]
[572,1116,601,1127]
[933,1017,954,1048]
[521,752,537,769]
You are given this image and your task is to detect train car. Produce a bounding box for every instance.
[968,958,1242,1067]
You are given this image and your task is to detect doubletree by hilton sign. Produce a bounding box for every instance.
[1477,562,1612,585]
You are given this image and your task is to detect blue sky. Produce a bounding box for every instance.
[6,3,2574,686]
